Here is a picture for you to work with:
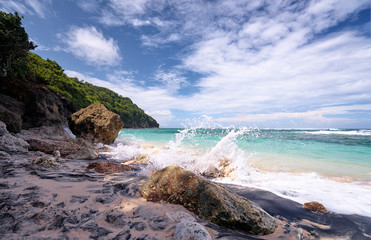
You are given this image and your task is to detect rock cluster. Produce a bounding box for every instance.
[140,165,277,235]
[18,124,97,160]
[69,103,124,144]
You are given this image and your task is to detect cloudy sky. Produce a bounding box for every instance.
[1,0,370,128]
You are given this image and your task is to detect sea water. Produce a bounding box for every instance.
[110,125,371,217]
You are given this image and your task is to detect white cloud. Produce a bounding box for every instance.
[71,0,370,128]
[77,0,100,13]
[59,26,121,66]
[0,0,51,18]
[154,70,187,93]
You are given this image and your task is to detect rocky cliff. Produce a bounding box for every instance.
[0,76,77,132]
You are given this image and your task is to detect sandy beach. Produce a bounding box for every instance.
[1,150,370,240]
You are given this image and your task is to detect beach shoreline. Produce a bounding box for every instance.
[1,150,370,240]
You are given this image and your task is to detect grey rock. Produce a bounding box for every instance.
[0,121,29,152]
[113,230,131,240]
[0,151,11,159]
[174,220,212,240]
[31,154,60,167]
[148,215,167,231]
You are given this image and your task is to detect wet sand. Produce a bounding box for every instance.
[1,152,370,240]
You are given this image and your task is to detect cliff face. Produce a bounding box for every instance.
[0,76,77,131]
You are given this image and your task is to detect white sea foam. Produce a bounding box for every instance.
[112,126,371,217]
[216,169,371,217]
[305,129,371,136]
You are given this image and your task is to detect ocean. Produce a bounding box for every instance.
[109,126,371,217]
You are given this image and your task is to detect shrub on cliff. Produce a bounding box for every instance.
[26,52,159,128]
[0,11,36,77]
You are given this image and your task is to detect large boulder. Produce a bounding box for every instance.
[140,166,277,235]
[69,103,123,144]
[0,121,29,152]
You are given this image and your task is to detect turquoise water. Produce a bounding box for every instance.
[118,128,371,182]
[114,127,371,216]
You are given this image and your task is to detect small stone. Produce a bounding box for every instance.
[0,151,10,159]
[148,216,167,231]
[70,195,89,204]
[304,201,328,213]
[113,229,131,240]
[130,222,147,231]
[174,220,212,240]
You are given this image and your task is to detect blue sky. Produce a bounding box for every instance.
[1,0,370,128]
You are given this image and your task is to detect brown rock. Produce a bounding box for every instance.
[140,165,277,235]
[0,94,24,133]
[69,103,123,144]
[304,201,328,213]
[0,77,77,129]
[87,161,133,174]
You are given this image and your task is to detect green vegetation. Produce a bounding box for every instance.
[0,11,36,77]
[27,52,159,128]
[1,11,159,128]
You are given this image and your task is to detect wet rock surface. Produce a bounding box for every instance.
[87,161,133,174]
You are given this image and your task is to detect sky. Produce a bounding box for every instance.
[1,0,371,128]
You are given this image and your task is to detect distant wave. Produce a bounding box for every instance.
[305,130,371,136]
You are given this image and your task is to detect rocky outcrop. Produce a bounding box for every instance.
[87,161,133,174]
[69,103,123,144]
[140,165,277,235]
[304,201,328,213]
[0,94,24,133]
[18,125,97,160]
[0,77,77,130]
[0,121,29,152]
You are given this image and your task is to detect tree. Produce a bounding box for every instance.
[0,11,36,76]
